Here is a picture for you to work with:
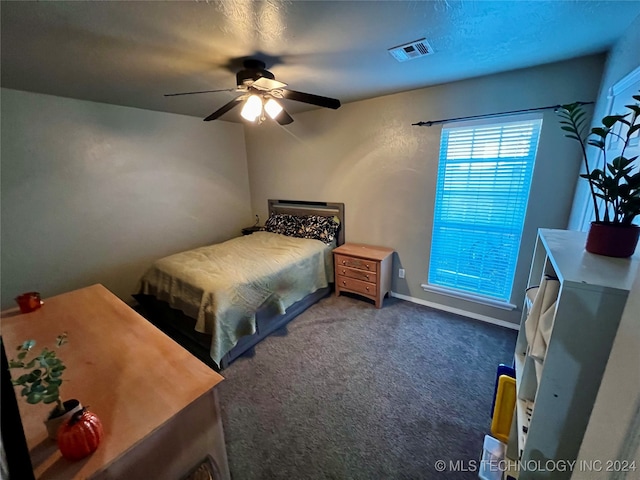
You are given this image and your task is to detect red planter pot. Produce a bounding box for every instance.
[15,292,42,313]
[585,222,640,258]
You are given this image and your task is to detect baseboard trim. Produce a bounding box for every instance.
[390,292,519,331]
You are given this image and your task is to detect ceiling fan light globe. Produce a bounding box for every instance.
[241,95,263,121]
[265,99,283,119]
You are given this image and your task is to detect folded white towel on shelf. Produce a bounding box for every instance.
[525,275,560,362]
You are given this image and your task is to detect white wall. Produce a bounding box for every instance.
[0,88,251,309]
[575,265,640,478]
[245,55,605,324]
[574,17,640,478]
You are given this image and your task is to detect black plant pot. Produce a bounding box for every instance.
[585,222,640,258]
[44,399,82,440]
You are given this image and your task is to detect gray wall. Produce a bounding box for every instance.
[1,88,251,309]
[245,55,605,324]
[0,54,612,323]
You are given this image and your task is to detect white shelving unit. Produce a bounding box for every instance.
[503,229,640,479]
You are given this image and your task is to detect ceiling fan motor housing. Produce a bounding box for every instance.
[189,58,340,123]
[236,59,275,87]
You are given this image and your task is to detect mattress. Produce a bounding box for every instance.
[136,231,334,365]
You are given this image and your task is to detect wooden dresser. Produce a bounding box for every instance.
[333,243,394,308]
[1,284,229,480]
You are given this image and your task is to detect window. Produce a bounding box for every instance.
[427,115,543,305]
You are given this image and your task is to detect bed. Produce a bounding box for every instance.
[134,200,345,370]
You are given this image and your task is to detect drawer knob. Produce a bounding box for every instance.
[366,286,370,291]
[366,264,370,269]
[342,260,346,265]
[342,280,346,285]
[342,270,346,275]
[365,274,369,280]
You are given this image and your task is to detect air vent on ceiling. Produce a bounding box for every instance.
[388,38,434,62]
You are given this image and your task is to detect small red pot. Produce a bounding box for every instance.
[585,222,640,258]
[15,292,43,313]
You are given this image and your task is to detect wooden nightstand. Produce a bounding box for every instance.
[333,243,394,308]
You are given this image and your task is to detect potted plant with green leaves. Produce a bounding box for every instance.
[8,332,83,440]
[557,91,640,257]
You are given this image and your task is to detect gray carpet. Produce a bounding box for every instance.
[217,294,517,480]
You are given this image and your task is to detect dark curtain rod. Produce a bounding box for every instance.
[412,101,594,127]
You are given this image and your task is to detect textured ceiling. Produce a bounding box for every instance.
[2,1,639,122]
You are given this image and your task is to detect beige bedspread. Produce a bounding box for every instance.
[136,231,333,365]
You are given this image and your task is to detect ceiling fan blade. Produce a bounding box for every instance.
[280,89,341,109]
[164,88,235,97]
[273,108,294,125]
[203,97,244,121]
[253,77,288,91]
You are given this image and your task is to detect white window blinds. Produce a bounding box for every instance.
[428,115,543,302]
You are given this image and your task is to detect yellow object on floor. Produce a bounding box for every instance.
[491,375,516,443]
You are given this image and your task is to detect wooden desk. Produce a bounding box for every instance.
[1,284,229,480]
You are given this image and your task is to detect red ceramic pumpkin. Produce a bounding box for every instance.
[57,408,104,461]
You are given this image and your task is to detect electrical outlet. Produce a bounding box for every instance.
[398,268,405,279]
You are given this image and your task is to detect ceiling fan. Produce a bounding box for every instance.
[164,59,341,125]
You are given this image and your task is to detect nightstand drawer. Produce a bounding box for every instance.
[335,254,377,272]
[337,266,377,284]
[337,276,376,297]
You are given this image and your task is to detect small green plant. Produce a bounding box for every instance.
[8,332,68,418]
[557,92,640,225]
